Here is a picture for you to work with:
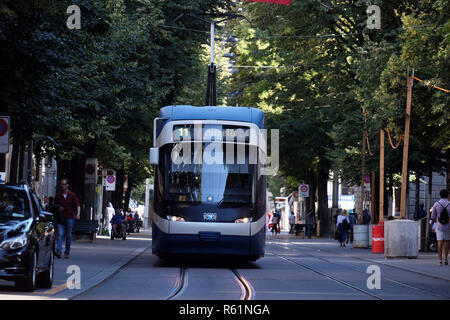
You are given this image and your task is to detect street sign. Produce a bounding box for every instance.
[299,184,309,198]
[105,175,116,191]
[0,117,10,153]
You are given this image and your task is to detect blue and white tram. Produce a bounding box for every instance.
[149,105,267,261]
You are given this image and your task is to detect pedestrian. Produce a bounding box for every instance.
[347,210,357,244]
[289,212,296,234]
[305,210,315,239]
[44,196,54,211]
[54,178,80,259]
[417,203,427,220]
[363,209,371,224]
[336,209,350,247]
[105,202,115,236]
[42,196,49,208]
[271,211,280,236]
[431,189,450,266]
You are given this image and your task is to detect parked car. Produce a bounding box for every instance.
[0,184,55,292]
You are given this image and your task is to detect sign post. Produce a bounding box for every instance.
[0,117,10,154]
[299,184,309,198]
[105,174,116,191]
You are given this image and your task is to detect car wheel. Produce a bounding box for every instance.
[37,248,54,288]
[16,247,37,292]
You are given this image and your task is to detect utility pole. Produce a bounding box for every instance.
[400,70,414,219]
[360,112,367,224]
[379,129,384,222]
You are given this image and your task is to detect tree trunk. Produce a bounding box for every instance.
[18,140,25,183]
[111,167,125,210]
[10,140,20,184]
[447,149,450,191]
[317,159,331,237]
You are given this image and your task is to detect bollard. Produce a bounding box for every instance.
[372,222,384,253]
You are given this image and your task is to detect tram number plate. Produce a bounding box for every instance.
[203,212,217,221]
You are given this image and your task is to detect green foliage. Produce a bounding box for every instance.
[1,0,234,187]
[228,0,448,189]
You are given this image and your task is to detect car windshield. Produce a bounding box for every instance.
[164,142,256,204]
[0,188,31,219]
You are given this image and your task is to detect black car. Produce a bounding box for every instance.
[0,184,55,292]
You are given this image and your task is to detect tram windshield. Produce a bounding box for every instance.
[164,142,256,204]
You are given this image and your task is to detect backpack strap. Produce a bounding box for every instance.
[437,201,449,209]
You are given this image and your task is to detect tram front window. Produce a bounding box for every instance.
[164,142,255,204]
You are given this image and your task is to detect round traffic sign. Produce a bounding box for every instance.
[300,185,308,192]
[106,175,115,184]
[0,119,8,137]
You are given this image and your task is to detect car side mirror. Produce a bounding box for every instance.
[150,147,159,165]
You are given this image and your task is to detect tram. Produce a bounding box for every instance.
[149,105,267,261]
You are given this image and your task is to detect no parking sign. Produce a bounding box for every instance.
[0,117,10,153]
[104,175,116,191]
[299,184,309,198]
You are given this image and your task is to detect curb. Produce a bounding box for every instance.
[52,244,150,300]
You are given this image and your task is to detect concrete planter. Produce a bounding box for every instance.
[353,224,369,248]
[385,220,419,258]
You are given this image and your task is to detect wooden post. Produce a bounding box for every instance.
[371,172,375,223]
[400,71,413,219]
[360,129,366,224]
[379,129,384,222]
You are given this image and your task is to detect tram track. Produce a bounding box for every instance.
[267,249,385,300]
[166,267,254,300]
[270,241,450,300]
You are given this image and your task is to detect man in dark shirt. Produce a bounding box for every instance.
[54,178,80,259]
[111,209,126,239]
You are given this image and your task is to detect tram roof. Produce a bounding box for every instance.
[158,105,265,128]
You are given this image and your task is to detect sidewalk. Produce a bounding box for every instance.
[0,229,152,300]
[267,230,450,281]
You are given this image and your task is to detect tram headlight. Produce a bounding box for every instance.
[234,217,252,223]
[167,215,186,222]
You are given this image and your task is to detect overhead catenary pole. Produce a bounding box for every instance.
[400,70,414,219]
[360,111,367,224]
[379,129,384,222]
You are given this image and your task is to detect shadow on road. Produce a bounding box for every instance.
[153,254,261,269]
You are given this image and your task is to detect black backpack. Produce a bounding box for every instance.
[342,217,351,231]
[438,203,449,225]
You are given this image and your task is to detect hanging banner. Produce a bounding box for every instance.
[243,0,290,5]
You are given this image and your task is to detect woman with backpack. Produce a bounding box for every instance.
[336,209,351,247]
[431,189,450,266]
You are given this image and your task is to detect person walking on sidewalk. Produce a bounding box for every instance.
[336,210,350,247]
[431,189,450,265]
[54,178,80,259]
[271,211,281,236]
[105,202,115,237]
[289,212,296,234]
[346,211,357,245]
[305,210,315,239]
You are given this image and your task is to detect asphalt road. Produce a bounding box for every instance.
[1,230,449,300]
